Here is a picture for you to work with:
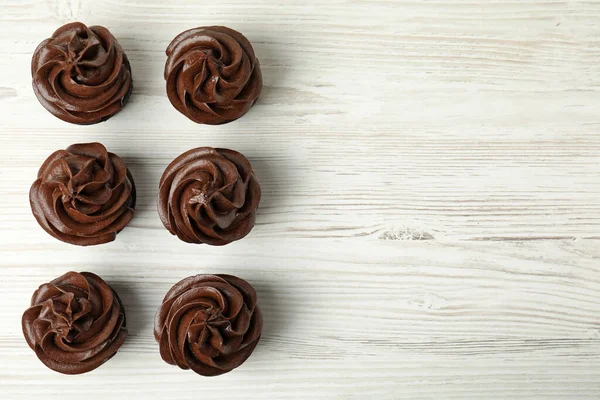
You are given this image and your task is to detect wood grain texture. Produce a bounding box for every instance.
[1,0,599,398]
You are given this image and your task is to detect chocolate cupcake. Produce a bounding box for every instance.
[165,26,262,124]
[22,272,127,374]
[31,22,133,124]
[158,147,260,245]
[154,274,263,376]
[30,143,136,246]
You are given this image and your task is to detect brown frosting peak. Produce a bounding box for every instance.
[22,272,127,374]
[165,26,262,125]
[154,274,262,376]
[29,143,136,246]
[158,147,260,245]
[32,22,133,124]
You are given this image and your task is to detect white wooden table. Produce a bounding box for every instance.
[1,1,600,398]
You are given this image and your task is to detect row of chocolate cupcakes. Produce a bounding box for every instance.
[33,22,262,125]
[31,143,260,246]
[23,271,262,376]
[24,22,266,375]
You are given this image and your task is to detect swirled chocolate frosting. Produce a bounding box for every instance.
[158,147,260,245]
[31,22,133,124]
[22,271,127,374]
[154,274,262,376]
[29,143,136,246]
[164,26,262,125]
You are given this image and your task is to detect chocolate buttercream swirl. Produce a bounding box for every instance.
[158,147,260,245]
[154,274,262,376]
[32,22,133,124]
[29,143,136,246]
[165,26,262,125]
[22,272,127,374]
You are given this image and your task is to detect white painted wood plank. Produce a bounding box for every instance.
[0,0,599,398]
